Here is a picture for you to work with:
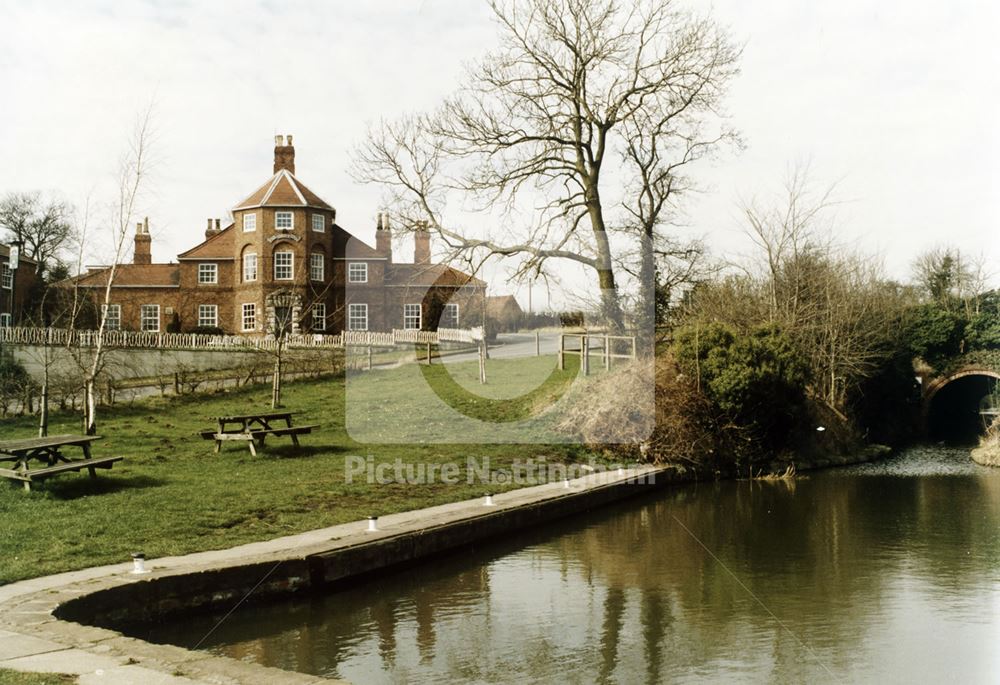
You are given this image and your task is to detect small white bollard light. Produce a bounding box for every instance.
[484,493,495,506]
[131,553,150,575]
[367,516,378,532]
[617,466,626,476]
[563,478,571,489]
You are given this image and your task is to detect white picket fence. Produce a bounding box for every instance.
[0,326,483,352]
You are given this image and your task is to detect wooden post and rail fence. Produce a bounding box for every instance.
[557,332,638,374]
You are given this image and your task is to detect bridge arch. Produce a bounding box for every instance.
[923,367,1000,443]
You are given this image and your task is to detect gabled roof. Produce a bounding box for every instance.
[233,169,334,211]
[487,294,523,316]
[67,264,179,288]
[178,225,235,260]
[388,262,485,288]
[337,228,386,260]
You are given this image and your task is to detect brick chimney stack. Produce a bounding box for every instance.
[133,217,151,265]
[414,221,431,264]
[375,213,392,261]
[205,218,221,239]
[273,134,295,174]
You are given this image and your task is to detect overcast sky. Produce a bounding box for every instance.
[2,0,997,307]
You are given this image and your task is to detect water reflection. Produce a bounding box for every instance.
[143,446,1000,684]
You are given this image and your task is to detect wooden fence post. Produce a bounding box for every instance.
[558,334,565,370]
[426,341,432,364]
[479,341,487,384]
[604,335,610,370]
[582,334,589,376]
[367,345,373,371]
[535,330,540,356]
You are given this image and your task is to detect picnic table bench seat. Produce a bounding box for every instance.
[0,434,122,492]
[0,456,123,483]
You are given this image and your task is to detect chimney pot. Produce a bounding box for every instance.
[375,212,392,260]
[215,218,221,231]
[275,134,283,146]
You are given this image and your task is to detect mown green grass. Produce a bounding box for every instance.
[0,670,74,685]
[0,356,593,584]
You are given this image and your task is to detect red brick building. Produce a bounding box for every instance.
[0,243,37,327]
[68,136,484,335]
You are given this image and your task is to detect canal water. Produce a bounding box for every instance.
[145,446,1000,683]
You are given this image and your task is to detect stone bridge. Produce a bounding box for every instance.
[921,358,1000,441]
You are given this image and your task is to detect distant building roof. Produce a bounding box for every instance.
[486,294,523,316]
[233,169,334,211]
[388,263,486,288]
[69,263,180,288]
[178,225,235,260]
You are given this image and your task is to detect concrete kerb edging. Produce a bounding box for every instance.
[0,465,675,685]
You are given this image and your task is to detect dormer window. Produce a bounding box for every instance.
[198,263,218,284]
[311,214,325,233]
[275,211,294,230]
[243,213,257,232]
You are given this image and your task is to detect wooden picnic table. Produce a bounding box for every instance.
[200,411,318,456]
[0,434,123,492]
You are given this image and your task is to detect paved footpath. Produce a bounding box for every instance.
[0,465,667,684]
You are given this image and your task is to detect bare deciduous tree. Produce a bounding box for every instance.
[685,167,906,414]
[354,0,739,330]
[81,107,155,435]
[0,192,74,277]
[912,245,993,316]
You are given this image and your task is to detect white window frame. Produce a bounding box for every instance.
[243,212,257,232]
[311,213,325,233]
[274,251,294,280]
[198,304,218,328]
[348,262,368,283]
[140,304,160,332]
[348,303,368,331]
[442,303,459,328]
[275,211,294,231]
[312,303,326,331]
[403,303,422,330]
[310,253,325,281]
[243,253,258,282]
[1,263,11,289]
[198,263,218,285]
[102,304,121,331]
[0,313,11,328]
[242,303,256,332]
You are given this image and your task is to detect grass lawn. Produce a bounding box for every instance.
[0,355,596,585]
[0,670,74,685]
